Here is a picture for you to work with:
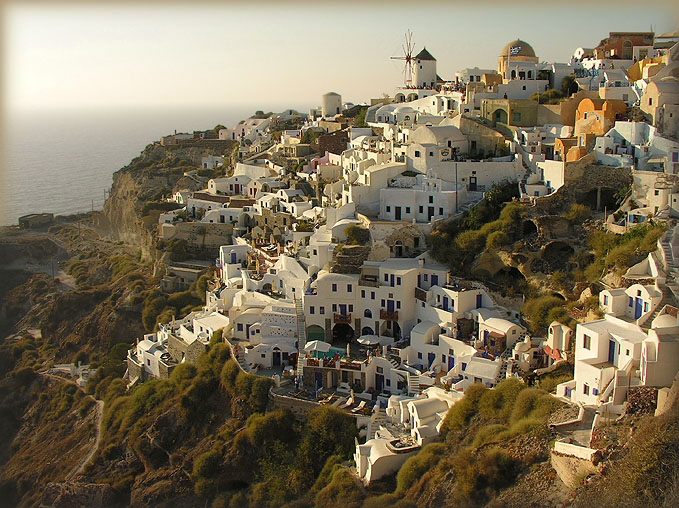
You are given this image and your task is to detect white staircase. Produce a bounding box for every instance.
[367,408,387,440]
[295,298,307,387]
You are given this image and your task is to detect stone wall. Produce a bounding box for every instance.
[270,390,322,421]
[550,449,601,489]
[167,334,206,364]
[160,221,233,250]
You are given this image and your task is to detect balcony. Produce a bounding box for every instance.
[415,287,428,302]
[380,309,399,321]
[339,360,362,371]
[334,313,352,324]
[359,277,380,288]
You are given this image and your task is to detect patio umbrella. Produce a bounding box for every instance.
[304,340,331,353]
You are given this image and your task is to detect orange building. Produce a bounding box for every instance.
[575,98,627,137]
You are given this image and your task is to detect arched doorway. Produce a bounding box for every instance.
[306,325,325,342]
[332,323,354,344]
[272,347,281,367]
[364,309,372,319]
[361,326,374,336]
[493,109,508,126]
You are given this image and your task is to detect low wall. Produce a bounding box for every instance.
[553,441,597,461]
[550,449,600,489]
[270,390,321,421]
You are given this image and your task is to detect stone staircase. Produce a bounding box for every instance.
[388,356,401,369]
[641,284,675,330]
[367,408,388,440]
[408,373,421,394]
[494,344,517,384]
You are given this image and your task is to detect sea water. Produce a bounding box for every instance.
[1,105,270,226]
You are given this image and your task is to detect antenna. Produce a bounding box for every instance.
[391,30,415,87]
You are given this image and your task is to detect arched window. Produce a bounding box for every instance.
[364,309,372,318]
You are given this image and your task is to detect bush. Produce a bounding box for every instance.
[313,466,365,508]
[564,203,591,223]
[396,443,446,495]
[193,448,222,479]
[456,229,486,252]
[486,230,509,249]
[345,225,370,245]
[440,384,488,437]
[451,447,518,507]
[522,296,565,335]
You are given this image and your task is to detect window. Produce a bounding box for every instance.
[419,205,423,213]
[386,379,391,387]
[626,348,629,356]
[583,384,590,395]
[439,207,443,215]
[644,302,649,312]
[381,299,385,306]
[628,296,634,307]
[429,196,434,204]
[310,306,315,314]
[604,295,609,305]
[147,359,151,366]
[371,291,375,300]
[417,352,422,359]
[347,284,352,292]
[415,150,421,157]
[377,366,383,373]
[655,190,660,196]
[396,277,402,285]
[361,290,365,298]
[424,274,428,281]
[332,283,337,292]
[348,304,354,312]
[237,323,243,332]
[332,304,337,312]
[320,307,325,315]
[462,362,467,371]
[386,205,391,212]
[384,273,389,282]
[583,334,591,350]
[397,301,401,309]
[406,206,410,213]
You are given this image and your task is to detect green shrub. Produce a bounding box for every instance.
[345,225,370,245]
[193,448,222,479]
[440,384,488,437]
[471,424,509,448]
[313,466,365,508]
[456,229,486,252]
[395,442,446,495]
[563,203,591,223]
[522,296,565,335]
[486,230,509,249]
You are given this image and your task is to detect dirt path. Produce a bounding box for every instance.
[66,399,104,480]
[38,371,105,481]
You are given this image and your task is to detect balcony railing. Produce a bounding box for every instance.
[415,287,428,302]
[334,313,352,324]
[359,278,380,287]
[339,361,362,371]
[380,309,399,321]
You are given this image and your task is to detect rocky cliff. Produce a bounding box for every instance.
[101,140,237,259]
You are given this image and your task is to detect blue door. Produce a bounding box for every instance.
[431,275,439,286]
[483,330,489,346]
[390,274,395,287]
[635,298,643,319]
[387,300,395,312]
[375,374,384,393]
[418,274,422,287]
[231,252,237,263]
[443,296,449,311]
[448,356,455,371]
[339,304,347,315]
[427,352,436,369]
[246,324,251,339]
[608,340,616,364]
[476,294,483,308]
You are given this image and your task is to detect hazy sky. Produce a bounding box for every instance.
[3,1,678,113]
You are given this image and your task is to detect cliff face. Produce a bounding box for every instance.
[101,140,237,257]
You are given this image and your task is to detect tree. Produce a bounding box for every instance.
[561,75,579,97]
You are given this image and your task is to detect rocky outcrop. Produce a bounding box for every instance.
[101,140,236,258]
[40,482,116,508]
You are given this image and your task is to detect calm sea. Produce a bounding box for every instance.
[1,106,281,226]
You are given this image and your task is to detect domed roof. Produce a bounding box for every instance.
[501,39,536,58]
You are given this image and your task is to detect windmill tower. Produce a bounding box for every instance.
[391,30,415,87]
